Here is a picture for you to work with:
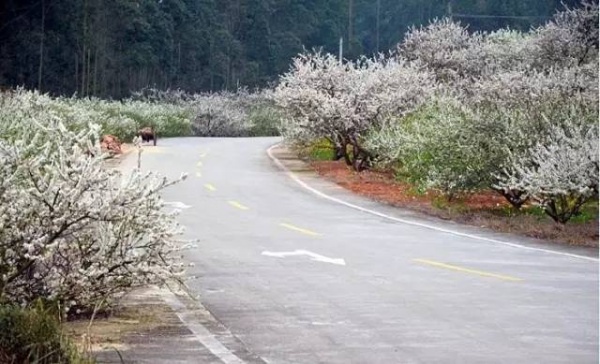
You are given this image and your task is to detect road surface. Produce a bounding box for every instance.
[122,137,598,364]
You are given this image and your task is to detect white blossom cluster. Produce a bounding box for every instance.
[131,87,282,137]
[364,96,491,198]
[398,1,598,78]
[275,2,598,222]
[495,123,598,223]
[104,99,192,138]
[531,1,599,68]
[189,91,251,137]
[0,88,193,142]
[400,18,474,81]
[0,90,188,311]
[274,51,436,170]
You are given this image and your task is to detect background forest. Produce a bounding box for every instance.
[0,0,582,98]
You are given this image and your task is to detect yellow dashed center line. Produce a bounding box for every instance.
[413,259,523,282]
[279,223,321,237]
[197,161,203,167]
[141,147,166,154]
[228,200,249,210]
[195,171,202,178]
[204,183,216,192]
[199,153,207,158]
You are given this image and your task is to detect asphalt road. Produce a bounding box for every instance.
[122,137,599,364]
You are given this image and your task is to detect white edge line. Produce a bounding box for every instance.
[160,289,247,364]
[266,143,598,263]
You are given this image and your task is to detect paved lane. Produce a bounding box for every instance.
[122,137,598,364]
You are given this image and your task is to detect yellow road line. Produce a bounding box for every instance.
[279,223,321,237]
[195,171,202,178]
[142,147,166,154]
[228,200,249,210]
[197,161,203,167]
[204,183,216,192]
[200,153,207,158]
[413,259,522,282]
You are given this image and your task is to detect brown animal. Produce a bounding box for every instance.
[138,126,157,146]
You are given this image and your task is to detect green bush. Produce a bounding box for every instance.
[248,105,282,137]
[117,101,193,139]
[367,99,493,199]
[0,303,92,364]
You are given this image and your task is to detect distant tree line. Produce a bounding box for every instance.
[0,0,583,98]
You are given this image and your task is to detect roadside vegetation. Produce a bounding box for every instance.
[1,88,282,142]
[0,85,282,361]
[0,1,596,360]
[0,90,194,361]
[273,2,598,231]
[131,88,282,138]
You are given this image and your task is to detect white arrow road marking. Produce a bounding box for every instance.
[164,201,192,209]
[262,249,346,266]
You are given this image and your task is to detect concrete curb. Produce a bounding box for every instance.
[159,284,267,364]
[93,285,265,364]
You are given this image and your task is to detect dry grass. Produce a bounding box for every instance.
[63,304,170,353]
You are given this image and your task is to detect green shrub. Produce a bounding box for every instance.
[117,101,193,138]
[367,98,492,199]
[299,138,336,161]
[248,105,282,137]
[0,302,92,364]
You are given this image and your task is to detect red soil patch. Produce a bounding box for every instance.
[310,160,599,247]
[101,134,122,155]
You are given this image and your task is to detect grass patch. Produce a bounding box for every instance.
[297,138,336,161]
[309,139,336,161]
[310,146,335,161]
[489,200,598,224]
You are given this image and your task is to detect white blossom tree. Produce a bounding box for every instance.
[495,122,598,223]
[398,2,598,83]
[530,1,599,69]
[189,92,250,137]
[130,87,280,137]
[379,2,599,208]
[399,18,474,82]
[365,60,597,203]
[0,90,188,313]
[274,51,436,170]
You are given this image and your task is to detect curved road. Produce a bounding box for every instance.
[124,137,598,364]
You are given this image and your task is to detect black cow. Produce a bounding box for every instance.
[139,127,157,146]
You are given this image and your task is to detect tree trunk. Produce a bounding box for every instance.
[86,48,91,96]
[74,52,79,93]
[492,187,528,210]
[348,133,370,172]
[375,0,380,53]
[93,47,98,96]
[330,135,346,161]
[338,135,352,166]
[347,0,353,54]
[37,0,46,92]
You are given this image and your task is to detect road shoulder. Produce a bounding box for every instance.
[267,143,598,261]
[66,285,265,364]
